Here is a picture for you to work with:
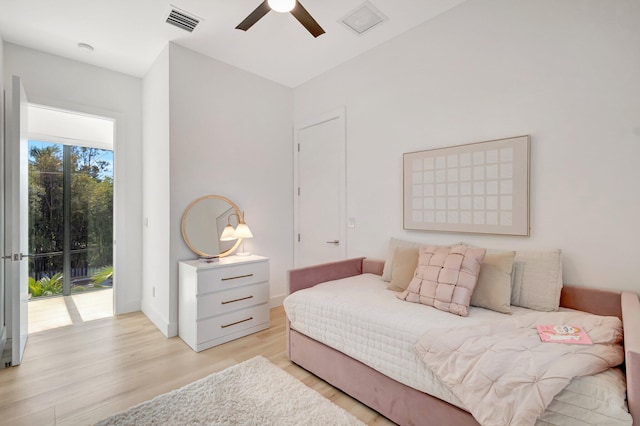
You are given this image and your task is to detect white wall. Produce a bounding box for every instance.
[169,43,294,318]
[3,43,143,313]
[294,0,640,293]
[141,46,171,334]
[141,43,293,336]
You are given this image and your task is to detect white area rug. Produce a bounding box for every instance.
[95,356,365,425]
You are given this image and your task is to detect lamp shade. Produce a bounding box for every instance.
[219,224,237,241]
[233,223,253,239]
[268,0,295,13]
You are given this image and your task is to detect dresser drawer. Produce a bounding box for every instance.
[197,282,269,318]
[197,261,269,293]
[196,304,269,344]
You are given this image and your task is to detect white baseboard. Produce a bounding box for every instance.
[114,299,142,316]
[167,320,178,338]
[270,293,286,308]
[141,299,172,337]
[0,327,8,368]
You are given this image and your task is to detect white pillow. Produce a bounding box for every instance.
[381,238,423,282]
[510,249,563,311]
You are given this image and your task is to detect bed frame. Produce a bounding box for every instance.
[286,257,640,426]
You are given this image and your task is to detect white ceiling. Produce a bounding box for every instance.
[0,0,466,88]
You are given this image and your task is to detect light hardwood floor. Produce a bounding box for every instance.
[0,306,396,426]
[28,289,114,334]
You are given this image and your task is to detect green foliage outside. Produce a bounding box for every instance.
[28,273,63,298]
[27,266,113,298]
[90,265,113,288]
[28,142,113,297]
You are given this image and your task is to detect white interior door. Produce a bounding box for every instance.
[294,108,346,268]
[5,76,29,366]
[0,73,6,363]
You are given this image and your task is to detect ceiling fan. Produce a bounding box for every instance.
[236,0,325,38]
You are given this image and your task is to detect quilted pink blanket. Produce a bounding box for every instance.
[415,311,624,426]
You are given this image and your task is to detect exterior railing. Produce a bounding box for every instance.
[29,247,112,298]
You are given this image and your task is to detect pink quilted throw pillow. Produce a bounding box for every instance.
[398,245,486,316]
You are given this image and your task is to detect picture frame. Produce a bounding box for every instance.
[403,135,530,236]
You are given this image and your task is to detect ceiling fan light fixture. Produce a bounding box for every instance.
[236,0,324,38]
[268,0,296,13]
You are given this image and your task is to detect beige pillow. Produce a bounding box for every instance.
[398,245,486,317]
[460,244,564,312]
[388,247,419,292]
[381,238,423,282]
[470,251,516,314]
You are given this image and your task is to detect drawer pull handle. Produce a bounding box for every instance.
[221,295,254,305]
[221,317,253,328]
[221,273,254,281]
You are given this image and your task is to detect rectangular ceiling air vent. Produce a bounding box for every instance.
[166,6,200,32]
[340,1,388,36]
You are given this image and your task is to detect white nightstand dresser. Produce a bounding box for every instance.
[178,255,270,352]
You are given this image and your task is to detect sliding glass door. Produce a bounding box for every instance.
[28,141,113,297]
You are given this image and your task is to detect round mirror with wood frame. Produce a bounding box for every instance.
[181,195,244,258]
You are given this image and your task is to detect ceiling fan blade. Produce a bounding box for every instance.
[236,1,271,31]
[290,1,325,38]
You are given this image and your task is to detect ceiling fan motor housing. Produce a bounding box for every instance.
[236,0,325,38]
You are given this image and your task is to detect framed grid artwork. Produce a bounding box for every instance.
[403,135,530,236]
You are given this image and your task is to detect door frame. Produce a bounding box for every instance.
[5,76,29,366]
[293,107,346,268]
[27,103,116,300]
[25,97,123,314]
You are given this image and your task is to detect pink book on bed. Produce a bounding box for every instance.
[536,324,593,344]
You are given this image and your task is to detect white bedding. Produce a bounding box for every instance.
[283,273,632,425]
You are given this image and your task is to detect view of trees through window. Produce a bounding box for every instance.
[28,140,113,298]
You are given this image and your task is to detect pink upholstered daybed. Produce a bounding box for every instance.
[284,255,640,426]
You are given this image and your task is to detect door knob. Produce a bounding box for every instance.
[326,240,340,245]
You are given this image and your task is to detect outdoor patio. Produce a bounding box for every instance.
[28,288,113,334]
